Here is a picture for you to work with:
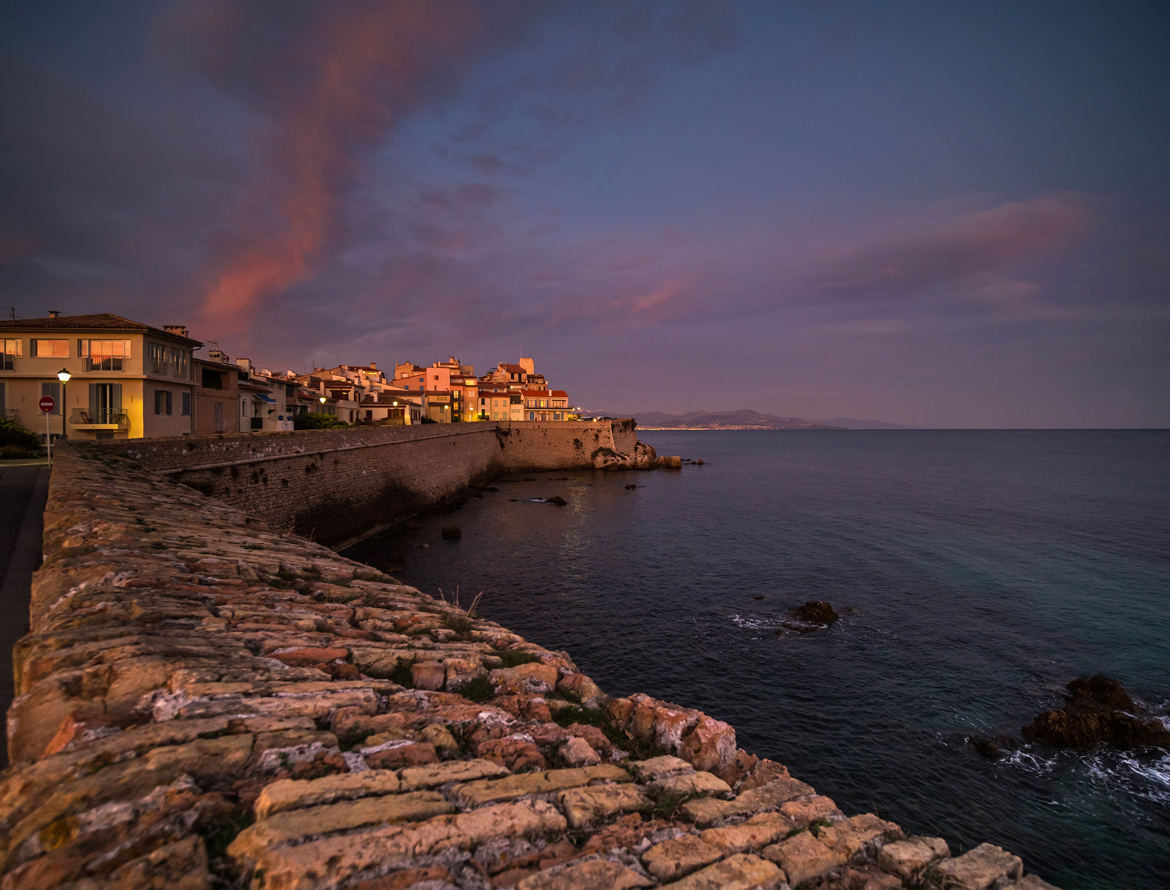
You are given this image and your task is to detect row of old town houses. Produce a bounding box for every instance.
[0,312,575,442]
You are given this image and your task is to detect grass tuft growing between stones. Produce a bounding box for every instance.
[200,808,254,869]
[644,787,699,821]
[460,675,495,703]
[552,705,608,728]
[496,650,541,668]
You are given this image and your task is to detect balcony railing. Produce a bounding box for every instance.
[70,409,129,428]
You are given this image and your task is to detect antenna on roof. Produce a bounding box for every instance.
[4,307,14,320]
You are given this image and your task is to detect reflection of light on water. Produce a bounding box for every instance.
[730,613,786,632]
[1003,744,1170,807]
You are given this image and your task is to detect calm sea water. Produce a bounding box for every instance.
[348,430,1170,889]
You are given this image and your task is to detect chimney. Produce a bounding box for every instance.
[48,310,60,318]
[369,361,376,369]
[163,324,189,339]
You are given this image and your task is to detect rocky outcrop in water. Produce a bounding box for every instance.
[789,601,840,626]
[591,440,683,471]
[1022,675,1170,750]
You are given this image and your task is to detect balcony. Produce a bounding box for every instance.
[69,409,129,430]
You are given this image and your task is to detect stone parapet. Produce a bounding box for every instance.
[0,445,1057,888]
[88,420,645,546]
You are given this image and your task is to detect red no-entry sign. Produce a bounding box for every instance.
[39,395,56,413]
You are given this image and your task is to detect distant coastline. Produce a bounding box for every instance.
[619,409,906,431]
[638,425,842,431]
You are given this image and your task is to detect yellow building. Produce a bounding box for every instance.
[0,312,200,441]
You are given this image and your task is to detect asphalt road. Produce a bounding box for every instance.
[1,461,48,768]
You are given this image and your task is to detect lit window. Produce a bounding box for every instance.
[80,339,131,371]
[31,339,69,357]
[0,338,21,370]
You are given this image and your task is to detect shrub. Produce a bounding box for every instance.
[0,418,40,456]
[293,413,348,430]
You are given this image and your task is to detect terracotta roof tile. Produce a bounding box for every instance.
[0,313,201,345]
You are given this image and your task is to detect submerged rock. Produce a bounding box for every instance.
[789,601,839,625]
[1022,675,1170,749]
[968,735,1004,760]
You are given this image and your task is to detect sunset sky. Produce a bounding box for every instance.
[2,1,1167,427]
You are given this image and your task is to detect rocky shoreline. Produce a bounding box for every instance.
[0,444,1057,889]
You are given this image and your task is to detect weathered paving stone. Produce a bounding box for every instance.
[457,764,629,806]
[102,835,211,890]
[254,771,402,818]
[779,795,841,828]
[700,811,794,854]
[642,835,723,881]
[238,799,567,890]
[560,736,601,766]
[516,857,655,889]
[230,791,453,859]
[815,812,901,858]
[558,783,650,828]
[398,758,510,790]
[491,662,560,695]
[933,843,1024,889]
[681,775,816,825]
[660,852,784,889]
[829,865,904,889]
[653,771,732,797]
[876,835,949,879]
[364,741,439,769]
[763,830,848,886]
[628,755,694,782]
[5,734,256,863]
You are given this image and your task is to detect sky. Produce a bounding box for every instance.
[2,1,1168,428]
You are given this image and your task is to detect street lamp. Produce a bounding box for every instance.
[57,368,71,439]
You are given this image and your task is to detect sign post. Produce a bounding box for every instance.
[40,394,56,466]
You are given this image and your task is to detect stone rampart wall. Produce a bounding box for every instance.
[91,421,639,545]
[0,445,1056,890]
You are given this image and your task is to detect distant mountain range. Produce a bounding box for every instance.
[621,409,907,430]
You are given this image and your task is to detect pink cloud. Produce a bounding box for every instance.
[160,1,519,336]
[814,193,1091,299]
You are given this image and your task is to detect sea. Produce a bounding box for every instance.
[345,430,1170,889]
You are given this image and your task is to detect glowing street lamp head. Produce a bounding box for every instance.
[319,396,327,404]
[57,368,71,383]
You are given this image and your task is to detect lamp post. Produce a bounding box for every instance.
[319,395,327,415]
[392,400,399,425]
[57,368,71,440]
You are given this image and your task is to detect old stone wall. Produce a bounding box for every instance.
[0,444,1057,890]
[92,421,640,545]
